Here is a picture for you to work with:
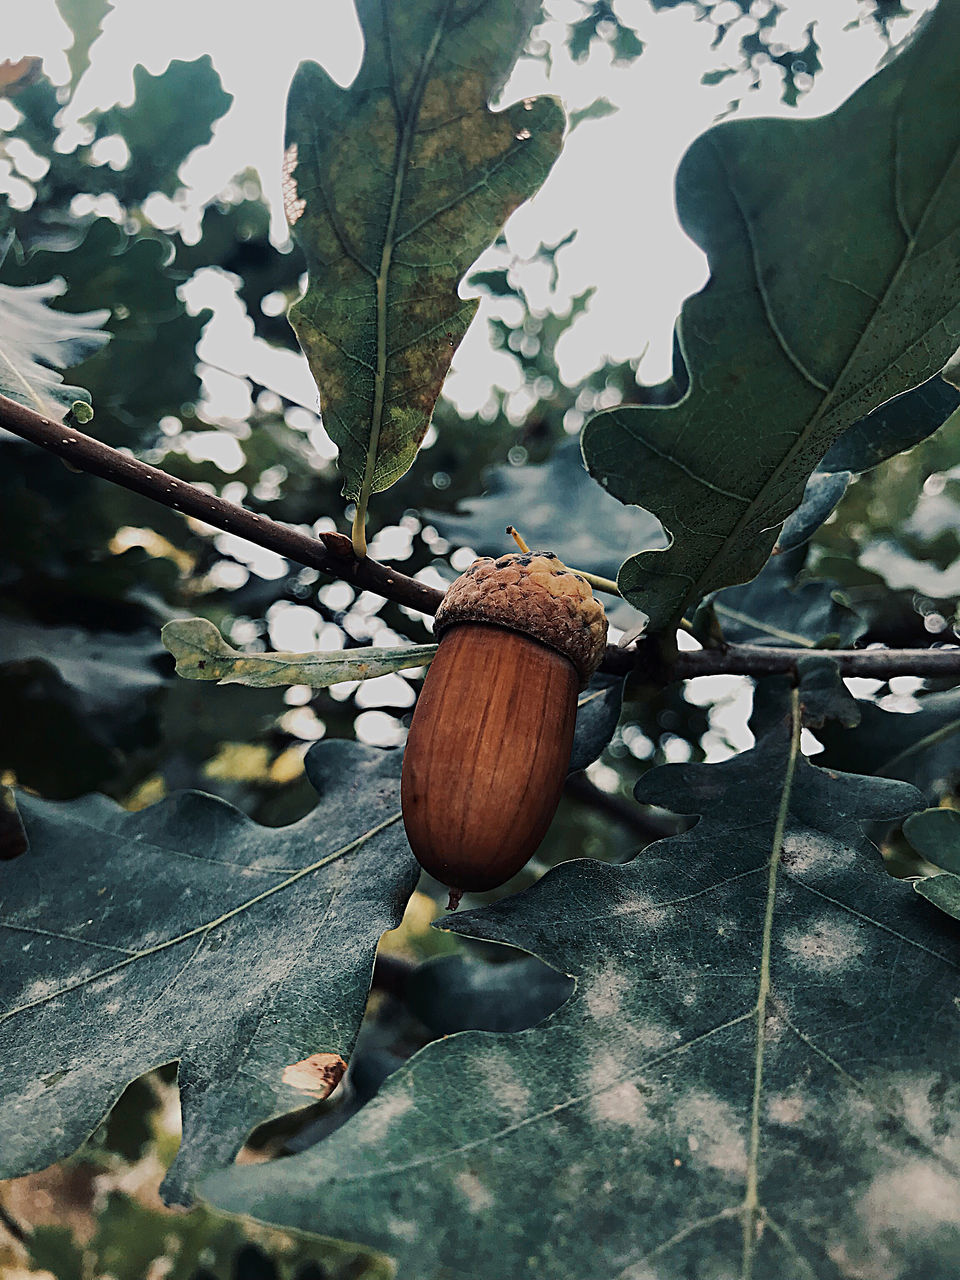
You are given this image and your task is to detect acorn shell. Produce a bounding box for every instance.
[401,551,608,897]
[401,624,579,893]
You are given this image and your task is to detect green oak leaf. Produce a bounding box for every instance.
[55,0,113,91]
[0,218,210,434]
[905,808,960,925]
[568,96,618,131]
[0,616,168,798]
[905,807,960,874]
[405,953,573,1036]
[201,696,960,1280]
[795,654,861,729]
[778,374,960,553]
[818,685,960,801]
[709,547,864,649]
[0,741,417,1206]
[162,618,437,688]
[582,0,960,631]
[91,58,233,202]
[429,439,663,629]
[914,872,960,923]
[0,279,108,416]
[283,0,564,546]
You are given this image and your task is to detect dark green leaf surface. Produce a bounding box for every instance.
[283,0,563,525]
[431,439,662,627]
[779,374,960,552]
[0,217,209,440]
[0,616,168,716]
[202,699,960,1280]
[432,440,664,577]
[0,279,108,415]
[582,2,960,630]
[406,954,573,1035]
[915,872,960,922]
[0,617,169,797]
[92,58,232,201]
[904,807,960,874]
[775,469,852,555]
[906,807,960,927]
[0,742,417,1204]
[711,548,864,648]
[569,674,626,774]
[795,654,861,729]
[818,685,960,801]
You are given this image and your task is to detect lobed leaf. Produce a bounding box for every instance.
[162,618,437,689]
[202,694,960,1280]
[55,0,113,91]
[0,278,109,416]
[283,0,564,543]
[582,2,960,631]
[430,439,662,628]
[779,373,960,552]
[818,684,960,801]
[904,807,960,875]
[709,547,864,649]
[90,58,233,202]
[0,741,417,1205]
[568,673,626,774]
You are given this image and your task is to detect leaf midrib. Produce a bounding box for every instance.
[0,336,49,413]
[356,1,453,543]
[740,689,799,1279]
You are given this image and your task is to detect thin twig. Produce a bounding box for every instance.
[3,392,960,683]
[0,393,443,616]
[672,644,960,680]
[601,638,960,680]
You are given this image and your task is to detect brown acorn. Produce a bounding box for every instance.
[401,551,608,907]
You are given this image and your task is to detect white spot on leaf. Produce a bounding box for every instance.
[454,1170,494,1211]
[282,144,306,226]
[782,914,866,973]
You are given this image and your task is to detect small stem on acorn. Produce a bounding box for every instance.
[506,525,530,553]
[506,526,620,597]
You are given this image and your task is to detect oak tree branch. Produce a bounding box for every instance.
[2,392,959,684]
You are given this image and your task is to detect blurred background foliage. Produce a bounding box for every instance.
[1,0,958,1275]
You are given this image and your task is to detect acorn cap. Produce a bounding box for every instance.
[434,552,608,687]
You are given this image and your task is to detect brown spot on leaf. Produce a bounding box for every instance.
[0,57,42,98]
[282,1052,347,1099]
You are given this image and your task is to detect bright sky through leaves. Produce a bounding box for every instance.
[1,0,934,410]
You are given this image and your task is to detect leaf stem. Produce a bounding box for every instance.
[351,506,368,559]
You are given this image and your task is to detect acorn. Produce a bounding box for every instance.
[401,550,608,907]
